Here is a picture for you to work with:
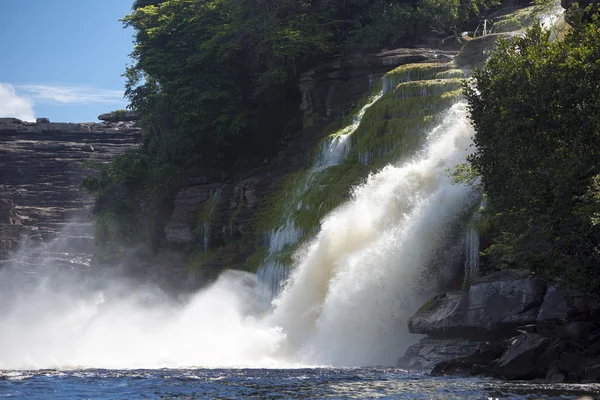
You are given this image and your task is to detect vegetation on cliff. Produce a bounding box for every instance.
[465,9,600,292]
[85,0,500,260]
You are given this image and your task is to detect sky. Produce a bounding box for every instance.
[0,0,135,122]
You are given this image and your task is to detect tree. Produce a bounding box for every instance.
[465,11,600,291]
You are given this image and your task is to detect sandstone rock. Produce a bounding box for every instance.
[409,270,545,339]
[0,120,141,262]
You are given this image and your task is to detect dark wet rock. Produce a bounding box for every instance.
[556,352,588,374]
[429,341,506,376]
[36,117,50,124]
[584,363,600,381]
[408,270,545,339]
[537,285,574,322]
[546,365,566,383]
[404,265,600,382]
[398,338,484,371]
[518,324,537,334]
[489,333,550,379]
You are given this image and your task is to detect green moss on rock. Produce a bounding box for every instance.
[383,63,453,94]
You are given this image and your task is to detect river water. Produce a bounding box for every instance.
[1,368,598,399]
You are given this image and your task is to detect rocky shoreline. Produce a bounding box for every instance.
[400,270,600,383]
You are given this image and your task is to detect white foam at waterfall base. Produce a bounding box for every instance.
[268,102,478,365]
[0,102,477,370]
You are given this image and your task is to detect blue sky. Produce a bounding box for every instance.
[0,0,135,122]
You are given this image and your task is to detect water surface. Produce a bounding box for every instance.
[1,368,598,399]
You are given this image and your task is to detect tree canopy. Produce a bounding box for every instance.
[85,0,500,259]
[465,10,600,291]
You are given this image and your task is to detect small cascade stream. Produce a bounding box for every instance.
[258,90,383,298]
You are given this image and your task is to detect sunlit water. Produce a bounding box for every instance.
[1,369,598,399]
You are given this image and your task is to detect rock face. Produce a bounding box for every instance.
[162,48,458,272]
[299,48,456,126]
[404,270,600,382]
[0,118,141,267]
[409,270,546,339]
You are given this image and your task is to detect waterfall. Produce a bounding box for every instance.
[463,223,480,283]
[268,102,478,365]
[316,91,383,170]
[0,101,478,370]
[200,188,222,253]
[257,218,304,297]
[258,90,383,297]
[257,61,466,301]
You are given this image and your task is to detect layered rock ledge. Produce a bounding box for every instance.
[399,270,600,383]
[0,118,141,265]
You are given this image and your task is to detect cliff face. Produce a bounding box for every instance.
[0,118,141,267]
[163,48,457,274]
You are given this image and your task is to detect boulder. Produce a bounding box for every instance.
[584,363,600,381]
[398,338,484,371]
[488,333,550,379]
[36,117,50,124]
[537,285,573,322]
[546,365,566,383]
[556,352,588,374]
[409,270,546,339]
[430,341,506,376]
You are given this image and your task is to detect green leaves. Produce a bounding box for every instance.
[466,15,600,291]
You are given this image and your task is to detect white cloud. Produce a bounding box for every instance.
[15,84,126,105]
[0,83,36,121]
